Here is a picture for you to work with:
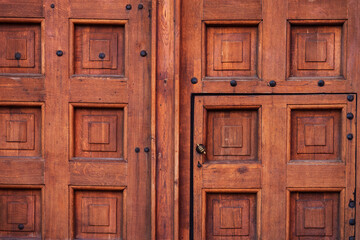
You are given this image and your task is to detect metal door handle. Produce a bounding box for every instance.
[196,144,206,155]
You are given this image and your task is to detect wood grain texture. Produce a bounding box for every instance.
[70,0,130,19]
[69,162,127,186]
[73,24,126,76]
[206,193,257,239]
[0,159,44,184]
[43,0,70,238]
[290,192,340,239]
[73,190,124,239]
[288,0,347,19]
[156,0,176,239]
[203,0,261,20]
[0,0,152,238]
[289,23,345,79]
[0,0,43,18]
[178,0,359,238]
[0,189,42,238]
[0,22,42,74]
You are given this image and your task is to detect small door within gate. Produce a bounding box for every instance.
[192,94,356,239]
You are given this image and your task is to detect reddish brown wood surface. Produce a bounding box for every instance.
[156,0,176,239]
[0,0,359,239]
[0,0,152,239]
[180,0,359,239]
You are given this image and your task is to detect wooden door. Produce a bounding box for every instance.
[0,0,151,239]
[179,0,359,239]
[193,95,356,239]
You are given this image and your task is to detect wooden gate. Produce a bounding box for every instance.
[0,0,359,239]
[0,0,151,239]
[179,0,359,239]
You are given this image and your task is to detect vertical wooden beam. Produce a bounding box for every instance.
[156,0,176,239]
[353,0,360,239]
[174,0,181,238]
[151,0,157,239]
[43,0,70,238]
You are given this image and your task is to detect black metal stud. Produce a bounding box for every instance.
[197,161,202,168]
[191,77,198,84]
[349,236,355,240]
[126,4,132,10]
[140,50,147,57]
[50,3,55,8]
[135,147,140,153]
[14,52,21,60]
[138,3,144,9]
[230,80,237,87]
[18,224,24,230]
[144,147,150,152]
[347,95,354,102]
[347,134,354,140]
[99,53,105,59]
[269,80,276,87]
[56,50,63,57]
[318,80,325,87]
[349,200,355,208]
[349,218,355,225]
[347,113,354,120]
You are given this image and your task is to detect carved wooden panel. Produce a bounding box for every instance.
[0,23,41,74]
[73,24,125,76]
[206,193,256,239]
[206,25,259,78]
[289,24,344,78]
[0,106,42,157]
[74,190,123,239]
[290,109,341,161]
[206,109,259,162]
[290,192,339,239]
[73,107,125,160]
[0,189,41,238]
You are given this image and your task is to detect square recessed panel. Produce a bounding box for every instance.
[0,23,41,74]
[82,32,117,69]
[74,190,123,239]
[207,109,259,162]
[298,33,334,70]
[213,33,250,71]
[73,107,124,160]
[289,24,343,78]
[290,109,341,161]
[74,24,125,76]
[81,115,117,152]
[0,189,41,238]
[290,192,339,239]
[206,25,259,78]
[206,193,256,239]
[0,106,42,157]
